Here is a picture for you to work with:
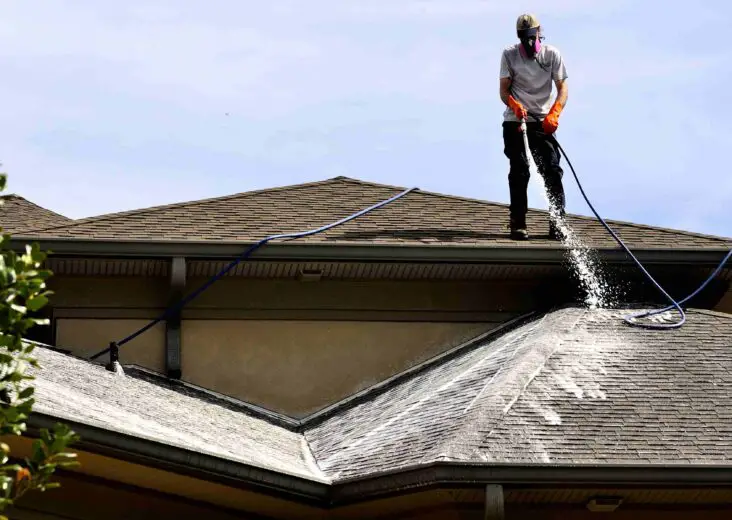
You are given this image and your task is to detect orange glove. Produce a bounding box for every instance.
[542,101,563,134]
[507,96,527,120]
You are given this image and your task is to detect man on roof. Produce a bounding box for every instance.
[499,13,568,241]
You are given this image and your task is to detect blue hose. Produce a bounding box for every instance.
[90,186,418,360]
[89,130,730,360]
[549,132,732,329]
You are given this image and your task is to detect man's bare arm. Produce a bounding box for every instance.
[554,78,568,107]
[500,77,512,106]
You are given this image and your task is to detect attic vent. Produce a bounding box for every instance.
[586,496,623,512]
[298,268,323,282]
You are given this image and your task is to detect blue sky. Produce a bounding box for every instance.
[1,0,730,237]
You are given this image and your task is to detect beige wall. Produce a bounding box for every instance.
[714,288,732,314]
[183,277,538,313]
[6,437,304,520]
[54,318,493,417]
[55,319,166,372]
[49,275,534,415]
[48,276,168,308]
[181,320,493,416]
[49,276,540,316]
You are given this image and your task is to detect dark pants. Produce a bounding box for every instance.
[502,121,565,227]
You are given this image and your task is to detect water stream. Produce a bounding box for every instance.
[521,125,615,308]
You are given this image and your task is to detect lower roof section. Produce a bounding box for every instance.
[21,306,732,505]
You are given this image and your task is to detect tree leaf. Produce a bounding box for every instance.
[9,302,25,313]
[25,295,48,312]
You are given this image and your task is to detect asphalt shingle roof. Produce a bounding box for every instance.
[28,350,325,482]
[306,308,732,479]
[0,195,71,234]
[17,177,732,249]
[25,307,732,483]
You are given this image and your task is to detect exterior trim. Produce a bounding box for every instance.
[329,463,732,505]
[12,236,731,266]
[25,414,732,509]
[26,413,330,505]
[166,257,186,379]
[52,307,514,323]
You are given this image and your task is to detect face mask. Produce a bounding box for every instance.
[519,35,541,58]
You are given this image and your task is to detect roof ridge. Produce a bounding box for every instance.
[332,176,411,192]
[433,307,586,463]
[24,177,352,234]
[2,194,72,233]
[2,194,68,217]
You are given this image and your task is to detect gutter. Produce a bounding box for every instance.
[10,236,732,266]
[25,414,732,509]
[26,413,330,506]
[329,462,732,505]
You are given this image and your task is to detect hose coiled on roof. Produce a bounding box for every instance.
[546,125,731,329]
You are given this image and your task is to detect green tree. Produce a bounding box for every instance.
[0,173,78,518]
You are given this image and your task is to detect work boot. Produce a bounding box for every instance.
[509,218,528,241]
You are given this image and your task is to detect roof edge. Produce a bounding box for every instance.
[329,462,732,505]
[26,413,331,504]
[10,237,731,266]
[25,413,732,509]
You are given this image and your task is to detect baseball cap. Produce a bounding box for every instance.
[516,13,540,36]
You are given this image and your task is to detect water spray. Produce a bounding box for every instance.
[520,117,731,329]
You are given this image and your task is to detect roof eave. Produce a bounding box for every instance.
[26,413,331,506]
[330,462,732,505]
[10,236,731,266]
[27,413,732,509]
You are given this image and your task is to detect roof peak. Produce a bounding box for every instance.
[0,192,71,234]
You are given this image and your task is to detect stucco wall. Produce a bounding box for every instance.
[54,318,493,417]
[49,275,540,415]
[714,288,732,314]
[55,319,166,372]
[49,276,540,316]
[49,276,168,309]
[181,319,493,416]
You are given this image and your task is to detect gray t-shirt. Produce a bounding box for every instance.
[499,43,567,122]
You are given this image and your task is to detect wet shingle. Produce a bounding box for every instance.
[305,308,732,479]
[24,307,732,483]
[28,349,327,482]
